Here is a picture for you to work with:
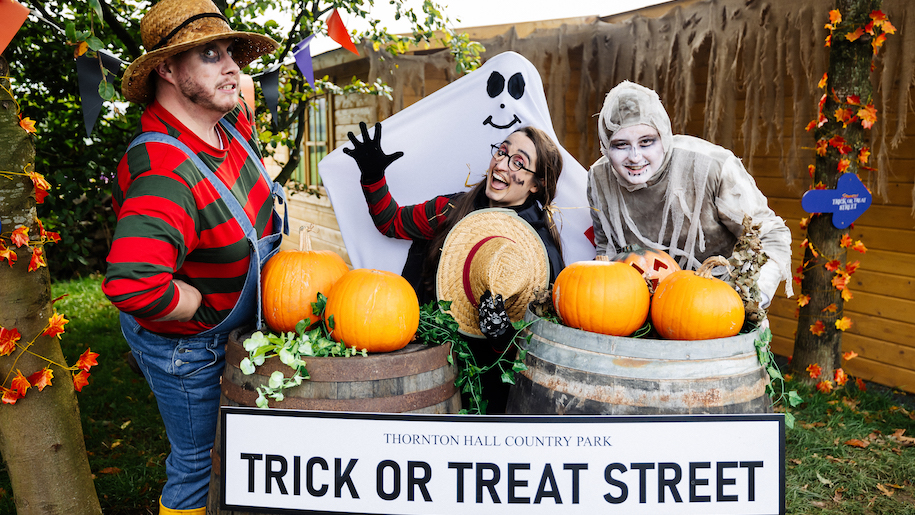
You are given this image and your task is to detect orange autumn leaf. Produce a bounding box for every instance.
[19,117,37,134]
[840,234,854,248]
[835,368,849,386]
[98,467,122,475]
[843,351,859,361]
[816,380,834,393]
[846,94,861,106]
[11,370,31,397]
[11,226,29,248]
[27,368,54,391]
[43,313,69,339]
[846,260,860,275]
[73,371,90,392]
[852,240,867,253]
[824,34,832,47]
[832,273,849,290]
[841,288,854,302]
[800,217,810,230]
[0,243,15,267]
[869,10,887,25]
[855,377,866,391]
[29,171,51,204]
[815,139,828,156]
[857,104,878,129]
[818,72,828,89]
[810,320,827,337]
[824,260,841,272]
[797,294,811,308]
[845,27,865,42]
[76,348,100,372]
[805,119,817,132]
[0,327,21,356]
[882,20,897,35]
[835,317,853,331]
[74,40,89,58]
[807,164,815,178]
[834,107,854,125]
[2,388,21,405]
[822,303,838,313]
[837,159,851,173]
[858,147,870,165]
[845,438,869,448]
[28,247,47,272]
[827,9,842,28]
[807,362,823,379]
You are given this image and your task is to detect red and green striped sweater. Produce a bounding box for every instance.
[102,100,274,335]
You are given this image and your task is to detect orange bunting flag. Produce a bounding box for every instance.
[835,317,853,331]
[0,327,21,356]
[76,348,100,372]
[28,368,54,391]
[326,9,360,56]
[807,362,823,379]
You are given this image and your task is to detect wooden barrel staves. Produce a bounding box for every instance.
[507,309,772,415]
[207,329,460,514]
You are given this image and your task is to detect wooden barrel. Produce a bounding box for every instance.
[207,329,460,514]
[507,308,771,415]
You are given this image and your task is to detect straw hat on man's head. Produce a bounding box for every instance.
[122,0,279,104]
[436,209,550,338]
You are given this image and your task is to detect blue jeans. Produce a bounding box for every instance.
[120,312,227,510]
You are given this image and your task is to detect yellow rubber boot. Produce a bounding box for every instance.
[159,497,206,515]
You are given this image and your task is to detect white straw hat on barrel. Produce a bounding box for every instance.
[121,0,279,104]
[436,208,550,338]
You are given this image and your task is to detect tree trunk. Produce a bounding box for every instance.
[791,0,878,385]
[0,57,102,514]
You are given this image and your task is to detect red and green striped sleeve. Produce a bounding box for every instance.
[361,177,454,241]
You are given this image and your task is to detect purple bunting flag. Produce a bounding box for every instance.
[293,35,315,87]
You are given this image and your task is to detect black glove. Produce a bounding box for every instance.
[479,290,512,351]
[342,121,404,185]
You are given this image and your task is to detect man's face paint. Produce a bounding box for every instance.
[607,124,665,186]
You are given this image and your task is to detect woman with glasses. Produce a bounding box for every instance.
[344,122,565,410]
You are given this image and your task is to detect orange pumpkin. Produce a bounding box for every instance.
[324,268,419,353]
[612,244,681,289]
[262,225,349,333]
[552,261,651,336]
[650,256,744,340]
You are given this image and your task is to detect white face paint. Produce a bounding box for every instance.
[607,124,665,186]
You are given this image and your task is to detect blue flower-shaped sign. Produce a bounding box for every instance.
[801,173,872,229]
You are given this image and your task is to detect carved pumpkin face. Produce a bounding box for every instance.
[611,245,681,290]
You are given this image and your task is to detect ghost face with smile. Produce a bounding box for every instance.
[485,131,539,208]
[606,124,666,186]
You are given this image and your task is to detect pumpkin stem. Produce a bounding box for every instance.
[298,224,316,252]
[594,255,610,262]
[697,256,729,279]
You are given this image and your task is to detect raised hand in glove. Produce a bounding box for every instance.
[479,290,513,351]
[343,121,404,185]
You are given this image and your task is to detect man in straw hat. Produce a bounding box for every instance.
[101,0,281,512]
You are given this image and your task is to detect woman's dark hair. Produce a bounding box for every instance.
[420,126,564,294]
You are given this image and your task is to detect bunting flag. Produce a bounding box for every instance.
[0,0,30,56]
[75,51,123,137]
[259,64,281,128]
[292,35,315,86]
[326,9,359,55]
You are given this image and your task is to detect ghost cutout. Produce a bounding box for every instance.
[319,51,595,274]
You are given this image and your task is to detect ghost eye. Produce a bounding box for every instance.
[487,72,505,98]
[507,73,525,99]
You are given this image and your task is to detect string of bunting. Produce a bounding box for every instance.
[0,0,360,135]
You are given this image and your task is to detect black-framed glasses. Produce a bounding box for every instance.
[491,143,535,174]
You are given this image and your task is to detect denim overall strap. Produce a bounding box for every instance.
[219,119,290,237]
[126,132,280,331]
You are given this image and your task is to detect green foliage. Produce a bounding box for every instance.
[238,293,367,407]
[416,301,529,415]
[755,328,802,428]
[7,0,480,278]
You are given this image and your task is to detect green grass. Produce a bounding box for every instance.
[1,275,914,513]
